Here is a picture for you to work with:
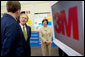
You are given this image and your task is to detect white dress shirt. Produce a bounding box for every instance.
[19,23,27,34]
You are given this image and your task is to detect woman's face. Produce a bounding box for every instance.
[43,21,47,26]
[19,14,28,25]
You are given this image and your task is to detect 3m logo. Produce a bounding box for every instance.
[53,6,79,40]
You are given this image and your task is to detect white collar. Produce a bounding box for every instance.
[19,23,26,28]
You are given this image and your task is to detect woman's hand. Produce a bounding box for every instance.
[45,41,51,46]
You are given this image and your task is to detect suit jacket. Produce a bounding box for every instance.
[23,24,31,56]
[1,13,31,56]
[39,27,52,44]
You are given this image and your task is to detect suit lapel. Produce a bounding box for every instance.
[26,25,29,40]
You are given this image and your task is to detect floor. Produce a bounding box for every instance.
[31,47,59,56]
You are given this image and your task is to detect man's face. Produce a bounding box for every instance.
[16,10,21,20]
[20,14,28,25]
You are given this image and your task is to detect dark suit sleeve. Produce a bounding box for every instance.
[27,26,31,38]
[29,27,31,38]
[27,26,31,56]
[1,23,18,56]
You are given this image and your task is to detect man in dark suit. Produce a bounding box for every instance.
[1,1,31,56]
[19,13,31,56]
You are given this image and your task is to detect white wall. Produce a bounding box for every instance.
[1,1,51,31]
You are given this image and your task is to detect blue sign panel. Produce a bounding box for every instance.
[30,31,57,47]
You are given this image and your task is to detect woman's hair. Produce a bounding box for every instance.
[42,19,48,24]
